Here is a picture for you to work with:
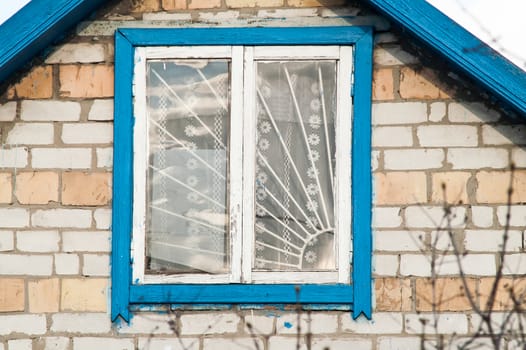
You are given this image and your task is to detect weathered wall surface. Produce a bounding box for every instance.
[0,0,524,349]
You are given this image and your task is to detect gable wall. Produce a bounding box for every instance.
[0,1,525,349]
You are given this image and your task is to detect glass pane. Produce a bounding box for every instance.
[145,59,230,275]
[254,60,338,272]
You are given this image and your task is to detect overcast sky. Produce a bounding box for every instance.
[0,0,524,69]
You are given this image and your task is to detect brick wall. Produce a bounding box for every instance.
[0,1,524,349]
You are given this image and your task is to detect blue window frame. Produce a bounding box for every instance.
[112,26,373,322]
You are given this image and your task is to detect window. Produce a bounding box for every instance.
[112,27,373,322]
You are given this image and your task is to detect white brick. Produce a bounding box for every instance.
[497,205,526,226]
[447,148,508,169]
[96,148,113,168]
[46,43,105,64]
[471,206,493,228]
[21,101,80,121]
[417,125,477,147]
[0,254,52,275]
[502,254,526,275]
[17,230,59,252]
[6,123,54,145]
[400,254,430,276]
[42,337,70,350]
[62,123,113,144]
[0,208,29,228]
[482,125,526,145]
[512,148,526,167]
[0,314,46,335]
[117,314,174,334]
[373,126,412,147]
[55,253,79,275]
[51,313,110,334]
[429,102,446,122]
[137,338,199,350]
[449,102,500,123]
[82,254,110,276]
[88,99,114,121]
[243,315,274,335]
[204,338,263,350]
[405,206,466,228]
[142,12,192,20]
[199,10,243,20]
[464,230,522,252]
[342,313,403,334]
[374,230,425,251]
[311,338,372,350]
[373,207,402,228]
[373,46,418,66]
[374,254,398,276]
[32,209,92,228]
[276,314,337,334]
[0,102,16,121]
[371,150,380,171]
[94,208,111,229]
[7,339,32,350]
[63,231,110,252]
[405,313,468,334]
[268,337,305,350]
[384,149,444,170]
[372,102,427,125]
[31,148,91,169]
[73,337,133,350]
[0,147,28,168]
[0,230,14,251]
[377,337,421,350]
[181,313,240,335]
[429,230,454,251]
[460,254,496,275]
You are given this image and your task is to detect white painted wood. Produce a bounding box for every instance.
[253,46,340,59]
[229,46,244,283]
[146,46,232,58]
[143,274,232,284]
[132,47,148,284]
[336,45,353,284]
[251,271,339,284]
[241,46,256,283]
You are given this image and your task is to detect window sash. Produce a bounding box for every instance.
[132,45,353,285]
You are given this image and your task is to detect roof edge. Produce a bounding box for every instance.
[363,0,526,116]
[0,0,106,83]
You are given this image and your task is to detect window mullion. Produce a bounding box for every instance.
[229,46,245,283]
[241,46,256,283]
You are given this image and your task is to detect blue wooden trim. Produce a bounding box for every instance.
[118,26,371,46]
[0,0,105,83]
[111,30,134,322]
[352,28,373,320]
[130,284,354,304]
[363,0,526,116]
[113,26,373,321]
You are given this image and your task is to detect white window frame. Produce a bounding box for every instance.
[131,45,353,285]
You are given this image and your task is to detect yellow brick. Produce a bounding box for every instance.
[62,172,111,206]
[15,171,59,205]
[61,279,107,312]
[0,173,12,204]
[416,278,476,311]
[0,278,25,312]
[288,0,344,6]
[28,278,59,313]
[373,68,394,101]
[189,0,221,9]
[399,67,450,100]
[431,172,471,204]
[131,0,161,12]
[476,170,526,204]
[7,66,53,99]
[479,277,526,311]
[375,172,427,205]
[59,65,114,98]
[162,0,186,10]
[375,278,412,312]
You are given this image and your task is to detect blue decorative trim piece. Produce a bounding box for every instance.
[112,26,373,321]
[0,0,106,83]
[363,0,526,116]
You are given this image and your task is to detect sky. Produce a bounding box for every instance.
[0,0,524,69]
